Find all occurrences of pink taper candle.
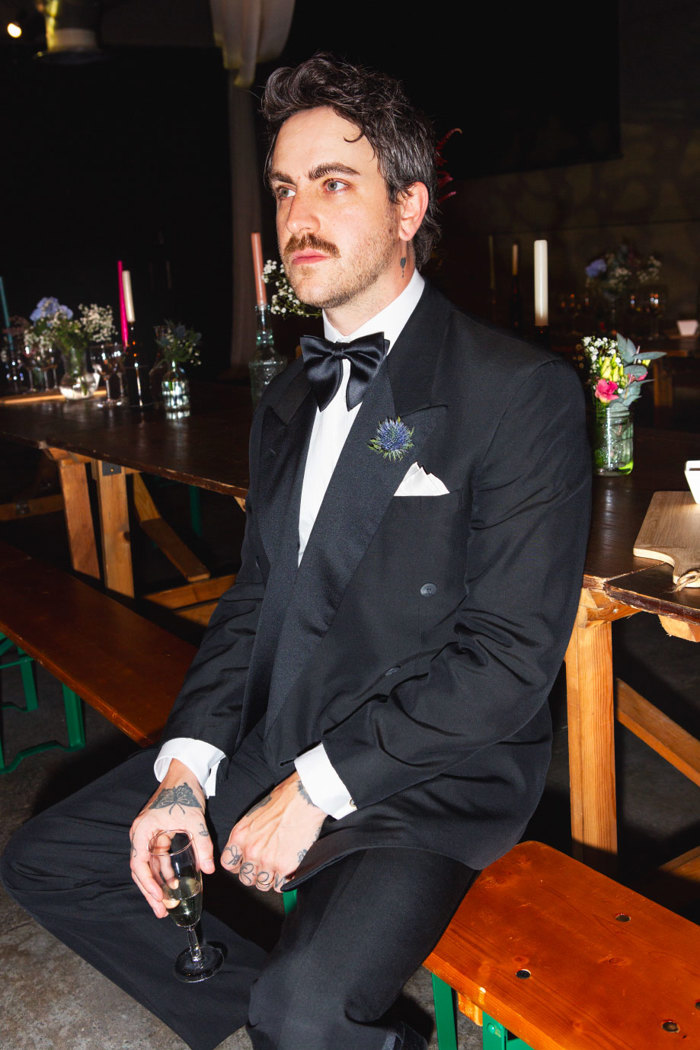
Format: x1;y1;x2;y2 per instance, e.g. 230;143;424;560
251;233;267;307
117;260;129;346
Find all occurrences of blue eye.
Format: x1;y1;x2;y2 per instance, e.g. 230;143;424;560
274;186;295;201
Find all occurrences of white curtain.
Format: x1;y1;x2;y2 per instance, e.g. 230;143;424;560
210;0;295;368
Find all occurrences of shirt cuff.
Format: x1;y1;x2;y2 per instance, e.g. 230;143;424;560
154;738;227;798
294;743;357;819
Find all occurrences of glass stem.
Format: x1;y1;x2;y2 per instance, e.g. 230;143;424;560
186;926;203;964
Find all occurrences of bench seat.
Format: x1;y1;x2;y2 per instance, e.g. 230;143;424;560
425;840;700;1049
0;540;195;747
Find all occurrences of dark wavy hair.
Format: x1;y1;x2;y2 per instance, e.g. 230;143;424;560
261;54;439;269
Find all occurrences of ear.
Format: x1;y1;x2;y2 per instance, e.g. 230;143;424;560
397;182;429;243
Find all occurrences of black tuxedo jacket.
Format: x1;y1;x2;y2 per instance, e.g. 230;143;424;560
164;282;591;881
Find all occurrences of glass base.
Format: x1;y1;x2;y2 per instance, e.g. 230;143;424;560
173;942;223;983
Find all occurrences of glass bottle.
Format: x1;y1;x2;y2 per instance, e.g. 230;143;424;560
123;323;153;410
249;305;285;407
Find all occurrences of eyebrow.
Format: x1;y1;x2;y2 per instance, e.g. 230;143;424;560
268;162;361;185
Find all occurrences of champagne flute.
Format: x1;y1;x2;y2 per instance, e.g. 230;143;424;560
148;828;223;983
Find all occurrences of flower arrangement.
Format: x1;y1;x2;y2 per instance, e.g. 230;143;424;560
79;303;116;344
585;245;661;301
25;298;116;366
262;260;321;319
155;320;202;366
579;333;665;408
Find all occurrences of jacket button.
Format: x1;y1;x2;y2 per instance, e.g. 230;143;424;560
420;583;437;596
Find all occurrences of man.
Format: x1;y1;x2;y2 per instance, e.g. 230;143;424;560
2;54;591;1050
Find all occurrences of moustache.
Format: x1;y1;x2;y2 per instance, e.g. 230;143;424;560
284;234;340;260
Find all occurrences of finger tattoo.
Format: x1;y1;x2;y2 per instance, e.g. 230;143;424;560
238;861;256;886
223;844;242;867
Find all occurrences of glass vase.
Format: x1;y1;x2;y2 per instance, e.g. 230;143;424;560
249;304;285;407
162;363;190;419
593;400;633;475
59;347;99;400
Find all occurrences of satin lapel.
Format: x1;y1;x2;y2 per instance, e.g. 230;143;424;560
256;366;315;568
265;357;445;730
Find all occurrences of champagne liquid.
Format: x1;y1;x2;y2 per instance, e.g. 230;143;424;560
164;874;202;928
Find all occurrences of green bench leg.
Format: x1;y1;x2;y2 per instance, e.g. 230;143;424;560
482;1013;533;1050
0;636;86;773
432;973;459;1050
430;980;535;1050
62;684;86;749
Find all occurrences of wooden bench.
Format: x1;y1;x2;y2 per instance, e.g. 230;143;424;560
0;539;196;768
425;841;700;1050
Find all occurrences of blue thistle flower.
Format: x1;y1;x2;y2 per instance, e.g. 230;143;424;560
368;417;415;461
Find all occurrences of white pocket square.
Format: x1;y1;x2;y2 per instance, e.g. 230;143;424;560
394;462;450;497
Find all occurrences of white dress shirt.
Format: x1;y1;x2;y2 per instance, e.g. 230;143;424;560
156;270;425;815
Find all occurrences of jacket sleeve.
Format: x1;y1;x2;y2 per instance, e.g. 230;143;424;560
322;358;592;808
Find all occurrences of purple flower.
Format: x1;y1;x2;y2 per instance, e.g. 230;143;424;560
368;417;415;461
30;297;73;322
585;259;607;279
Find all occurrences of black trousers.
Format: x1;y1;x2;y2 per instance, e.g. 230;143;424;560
1;749;475;1050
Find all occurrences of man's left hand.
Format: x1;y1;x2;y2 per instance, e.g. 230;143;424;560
221;773;325;892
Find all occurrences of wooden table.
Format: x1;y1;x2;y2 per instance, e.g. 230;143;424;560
1;393;698;878
566;428;700;878
0;384;252;601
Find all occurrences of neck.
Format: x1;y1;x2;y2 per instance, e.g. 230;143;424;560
325;250;416;337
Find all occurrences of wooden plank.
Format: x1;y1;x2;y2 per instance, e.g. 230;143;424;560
659;615;700;641
54;455;100;579
660;844;700;881
0;493;64;521
564;592;618;870
616;678;700;786
132;474;210;583
93;465;134;596
425;841;700;1050
138;518;210;583
144;575;236;610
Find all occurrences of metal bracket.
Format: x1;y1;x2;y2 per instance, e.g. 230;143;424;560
100;462;122;476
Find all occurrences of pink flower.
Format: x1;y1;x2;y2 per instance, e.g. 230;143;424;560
595;379;620;403
630;370;647;382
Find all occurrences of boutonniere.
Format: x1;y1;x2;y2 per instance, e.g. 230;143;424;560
368;417;415;461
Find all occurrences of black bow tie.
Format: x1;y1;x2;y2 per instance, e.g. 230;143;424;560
300;332;389;411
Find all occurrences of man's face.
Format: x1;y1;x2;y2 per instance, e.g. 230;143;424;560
269;107;404;328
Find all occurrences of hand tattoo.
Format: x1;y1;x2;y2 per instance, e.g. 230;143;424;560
149;783;202;815
297;849;307;864
198;822;209;837
296;781;314;805
223;844;242;868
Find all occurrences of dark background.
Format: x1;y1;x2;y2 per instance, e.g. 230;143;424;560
0;0;622;376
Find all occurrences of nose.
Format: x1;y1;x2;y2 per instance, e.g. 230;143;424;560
283;188;319;236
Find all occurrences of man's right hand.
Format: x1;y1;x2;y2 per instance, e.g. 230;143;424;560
129;759;215;918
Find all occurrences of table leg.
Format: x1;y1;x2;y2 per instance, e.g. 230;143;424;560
93;464;134;597
565;596;618;873
54;454;100;579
